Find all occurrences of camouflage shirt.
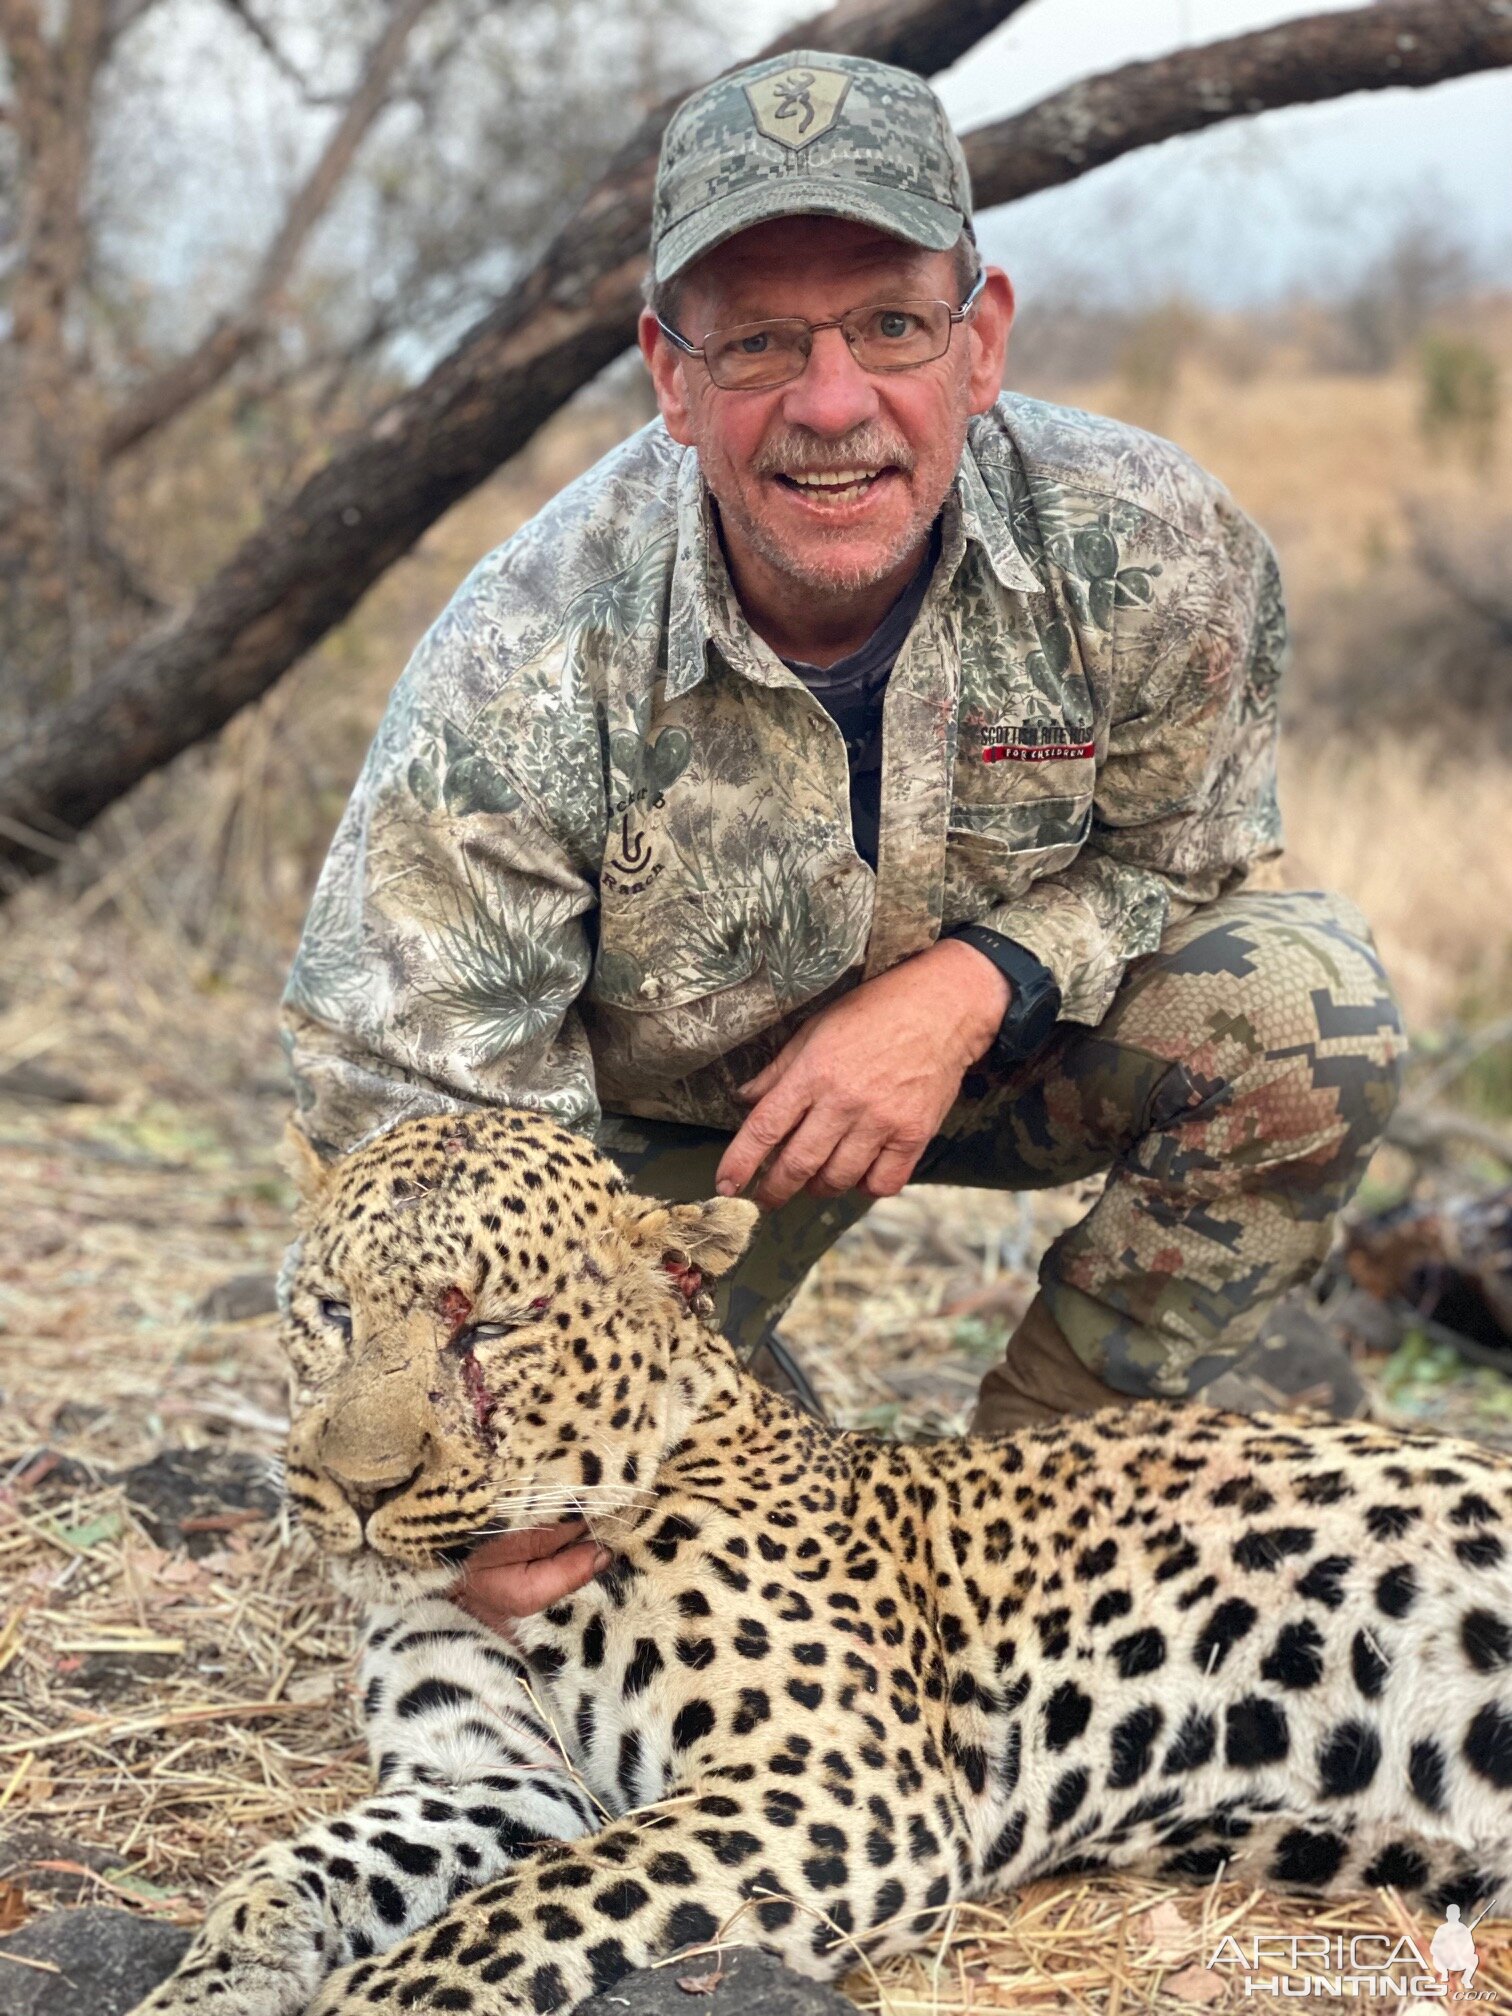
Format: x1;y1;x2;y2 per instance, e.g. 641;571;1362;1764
283;394;1284;1154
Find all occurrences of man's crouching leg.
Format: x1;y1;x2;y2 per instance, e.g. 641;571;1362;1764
965;889;1406;1434
595;1112;872;1418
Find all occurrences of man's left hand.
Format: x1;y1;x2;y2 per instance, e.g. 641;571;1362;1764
450;1520;612;1634
714;939;1009;1210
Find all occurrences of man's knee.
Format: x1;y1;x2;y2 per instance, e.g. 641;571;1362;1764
1115;887;1406;1189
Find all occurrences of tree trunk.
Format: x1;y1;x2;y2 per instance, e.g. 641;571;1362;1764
0;0;113;696
2;0;1509;887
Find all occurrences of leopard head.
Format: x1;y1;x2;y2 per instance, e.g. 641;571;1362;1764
278;1110;757;1602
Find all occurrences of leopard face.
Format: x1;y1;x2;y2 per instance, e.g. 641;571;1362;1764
278;1111;756;1604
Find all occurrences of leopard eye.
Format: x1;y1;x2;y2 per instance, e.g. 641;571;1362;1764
319;1298;352;1336
464;1298;551;1345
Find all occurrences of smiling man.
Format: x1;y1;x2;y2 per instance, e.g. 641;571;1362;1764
282;51;1406;1624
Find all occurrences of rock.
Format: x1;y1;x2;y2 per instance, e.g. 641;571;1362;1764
1200;1297;1367;1419
579;1947;855;2015
0;1914;854;2016
2;1829;118;1905
0;1906;191;2015
117;1446;281;1556
1329;1286;1413;1355
193;1273;280;1323
5;1449;103;1502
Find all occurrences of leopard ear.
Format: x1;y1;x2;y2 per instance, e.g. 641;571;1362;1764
618;1195;759;1278
279;1120;334;1212
668;1197;761;1277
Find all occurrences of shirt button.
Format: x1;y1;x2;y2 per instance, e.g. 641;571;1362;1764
639;976;662;1000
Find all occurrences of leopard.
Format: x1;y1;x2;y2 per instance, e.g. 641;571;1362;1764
133;1106;1512;2016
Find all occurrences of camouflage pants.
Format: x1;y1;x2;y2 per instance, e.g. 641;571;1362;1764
596;888;1407;1401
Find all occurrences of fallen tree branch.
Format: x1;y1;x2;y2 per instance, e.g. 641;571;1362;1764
965;0;1512;204
4;0;1510;887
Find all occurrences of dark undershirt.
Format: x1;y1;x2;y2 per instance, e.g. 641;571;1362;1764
779;521;942;872
773;520;1056;1035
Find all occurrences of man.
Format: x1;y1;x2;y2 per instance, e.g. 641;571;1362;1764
282;52;1405;1623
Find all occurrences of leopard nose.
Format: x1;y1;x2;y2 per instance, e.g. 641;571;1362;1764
325;1458;424;1518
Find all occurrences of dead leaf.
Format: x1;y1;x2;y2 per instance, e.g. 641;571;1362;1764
0;1878;31;1934
1135;1899;1194;1961
1164;1963;1226;2004
135;1554;216;1601
676;1970;725;1995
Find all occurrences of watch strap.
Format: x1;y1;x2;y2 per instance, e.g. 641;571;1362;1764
944;925;1062;1064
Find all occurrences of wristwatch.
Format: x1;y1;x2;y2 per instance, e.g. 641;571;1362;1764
944;924;1063;1067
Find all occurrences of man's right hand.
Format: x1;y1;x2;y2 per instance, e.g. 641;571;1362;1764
449;1520;611;1635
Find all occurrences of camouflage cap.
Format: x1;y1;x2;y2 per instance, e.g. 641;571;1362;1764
651;51;973;285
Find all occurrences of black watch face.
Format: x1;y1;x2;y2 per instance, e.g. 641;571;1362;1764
996;979;1059;1063
1020;989;1060;1049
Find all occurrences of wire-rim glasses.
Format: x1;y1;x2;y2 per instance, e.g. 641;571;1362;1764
657;268;987;392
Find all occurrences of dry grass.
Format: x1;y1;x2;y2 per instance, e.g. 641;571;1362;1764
1279;737;1512;1034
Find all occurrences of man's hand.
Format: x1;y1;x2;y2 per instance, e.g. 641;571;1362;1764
449;1520;611;1635
714;938;1010;1211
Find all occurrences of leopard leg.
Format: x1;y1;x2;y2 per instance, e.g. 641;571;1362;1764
308;1757;965;2016
130;1600;597;2015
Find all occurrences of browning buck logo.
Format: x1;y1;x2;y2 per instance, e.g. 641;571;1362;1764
744;66;851;149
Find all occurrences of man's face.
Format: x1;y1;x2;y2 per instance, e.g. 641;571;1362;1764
639;216;1014;602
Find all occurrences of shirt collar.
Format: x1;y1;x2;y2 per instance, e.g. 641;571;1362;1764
954;428;1042;596
665;432;1040;702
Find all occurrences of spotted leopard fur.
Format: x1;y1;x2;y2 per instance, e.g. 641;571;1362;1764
134;1109;1512;2016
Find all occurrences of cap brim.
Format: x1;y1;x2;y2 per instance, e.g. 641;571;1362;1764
654;177;964;284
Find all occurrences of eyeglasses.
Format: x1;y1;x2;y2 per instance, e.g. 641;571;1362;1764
657;269;986;392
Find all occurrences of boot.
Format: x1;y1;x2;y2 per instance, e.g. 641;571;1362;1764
970;1292;1130;1435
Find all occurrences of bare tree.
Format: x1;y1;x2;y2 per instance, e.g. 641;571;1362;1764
1;0;1510;892
100;0;445;463
0;0;723;708
0;0;116;690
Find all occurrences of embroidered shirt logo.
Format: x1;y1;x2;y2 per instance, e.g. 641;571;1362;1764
745;67;852;150
966;721;1096;765
982;740;1096;764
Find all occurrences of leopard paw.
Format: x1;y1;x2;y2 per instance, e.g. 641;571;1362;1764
128;1868;326;2015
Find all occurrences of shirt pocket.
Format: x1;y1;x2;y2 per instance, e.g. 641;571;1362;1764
588;887;783;1083
952;707;1096;833
943;804;1093;928
588;855;873;1084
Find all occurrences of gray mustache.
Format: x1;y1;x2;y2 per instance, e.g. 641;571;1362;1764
754;430;915;478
